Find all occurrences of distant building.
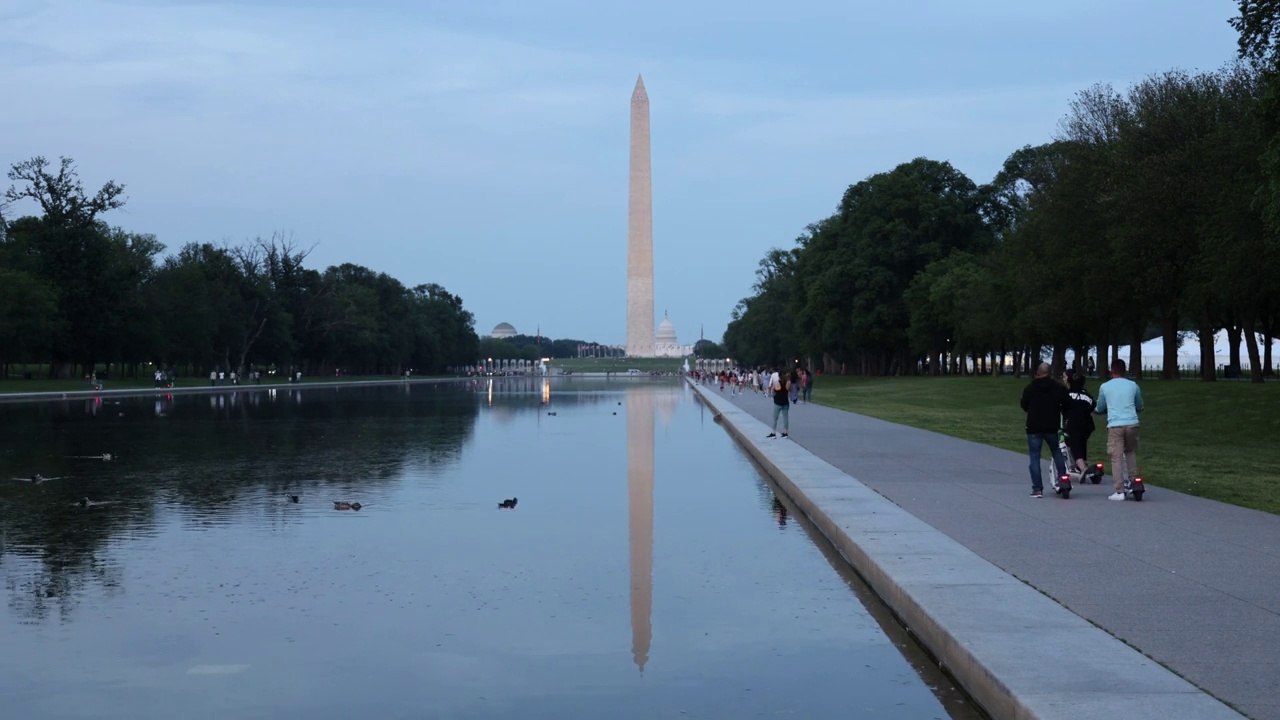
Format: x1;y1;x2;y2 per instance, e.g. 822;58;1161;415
654;312;693;358
491;322;518;339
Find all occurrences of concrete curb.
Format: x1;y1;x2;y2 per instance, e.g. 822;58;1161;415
689;381;1243;720
0;377;460;404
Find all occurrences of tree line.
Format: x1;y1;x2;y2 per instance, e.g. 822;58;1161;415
725;11;1280;384
477;334;590;362
0;157;479;380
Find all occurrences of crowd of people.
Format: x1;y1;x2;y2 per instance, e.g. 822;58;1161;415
1021;359;1144;501
691;365;816;439
692;358;1145;502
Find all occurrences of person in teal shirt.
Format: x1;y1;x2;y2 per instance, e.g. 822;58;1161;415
1094;358;1144;500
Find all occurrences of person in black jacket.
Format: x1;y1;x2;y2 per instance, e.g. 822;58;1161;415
1062;369;1096;474
1020;362;1069;497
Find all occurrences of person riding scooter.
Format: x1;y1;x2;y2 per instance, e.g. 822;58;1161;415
1062;369;1096;477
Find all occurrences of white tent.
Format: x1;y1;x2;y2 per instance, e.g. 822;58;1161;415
1065;331;1277;372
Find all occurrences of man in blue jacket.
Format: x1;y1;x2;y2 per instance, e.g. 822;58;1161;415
1094;358;1144;501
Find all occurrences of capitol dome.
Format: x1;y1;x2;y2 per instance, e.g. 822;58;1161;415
656;313;676;344
491;322;518;338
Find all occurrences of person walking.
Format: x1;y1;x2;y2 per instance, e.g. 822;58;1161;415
1020;362;1069;497
802;369;813;403
1094;358;1144;501
767;366;791;439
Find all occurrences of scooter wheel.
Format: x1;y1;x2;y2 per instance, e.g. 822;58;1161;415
1131;489;1143;502
1091;474;1101;485
1061;487;1071;499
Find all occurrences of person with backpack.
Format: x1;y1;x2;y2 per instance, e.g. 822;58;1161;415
767;365;791;439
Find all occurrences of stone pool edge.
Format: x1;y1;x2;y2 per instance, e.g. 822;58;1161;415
688;380;1242;720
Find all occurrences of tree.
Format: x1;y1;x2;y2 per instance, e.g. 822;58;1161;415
1231;1;1280;65
0;268;60;375
5;156;125;228
693;339;726;359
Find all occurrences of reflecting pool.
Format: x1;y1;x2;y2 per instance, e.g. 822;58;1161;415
0;379;981;719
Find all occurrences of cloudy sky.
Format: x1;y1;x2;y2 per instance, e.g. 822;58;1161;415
0;0;1241;344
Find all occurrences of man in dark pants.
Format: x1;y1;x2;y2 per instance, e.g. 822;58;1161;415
1020;362;1069;497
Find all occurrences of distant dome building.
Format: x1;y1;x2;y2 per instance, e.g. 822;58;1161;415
491;322;518;339
656;315;676;345
654;312;692;358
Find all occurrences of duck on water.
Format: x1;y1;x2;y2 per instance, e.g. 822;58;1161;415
12;474;63;484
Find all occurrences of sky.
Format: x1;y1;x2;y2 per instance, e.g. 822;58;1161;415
0;0;1244;345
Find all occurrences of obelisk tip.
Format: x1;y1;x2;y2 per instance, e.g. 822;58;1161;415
634;74;646;92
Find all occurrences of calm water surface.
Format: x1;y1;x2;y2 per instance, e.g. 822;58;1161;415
0;379;981;719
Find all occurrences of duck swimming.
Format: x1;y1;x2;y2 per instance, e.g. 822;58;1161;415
13;474;60;484
498;497;518;509
333;501;363;511
285;494;299;503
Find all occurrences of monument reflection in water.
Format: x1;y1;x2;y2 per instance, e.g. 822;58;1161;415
627;385;654;673
0;380;978;719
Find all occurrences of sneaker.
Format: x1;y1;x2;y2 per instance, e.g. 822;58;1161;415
1030;490;1043;498
1108;492;1125;501
781;432;789;438
766;432;777;439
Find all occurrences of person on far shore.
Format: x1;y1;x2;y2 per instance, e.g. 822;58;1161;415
1094;358;1144;501
209;370;216;387
1020;362;1069;498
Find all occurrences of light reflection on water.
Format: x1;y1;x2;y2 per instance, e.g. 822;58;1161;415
0;379;979;719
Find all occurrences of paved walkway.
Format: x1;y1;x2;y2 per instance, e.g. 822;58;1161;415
713;385;1280;720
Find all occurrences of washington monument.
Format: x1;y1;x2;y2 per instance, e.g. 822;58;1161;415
627;75;655;358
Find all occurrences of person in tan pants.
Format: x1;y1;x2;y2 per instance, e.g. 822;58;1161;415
1094;358;1144;500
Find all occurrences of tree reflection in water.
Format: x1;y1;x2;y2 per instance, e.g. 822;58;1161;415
0;383;480;623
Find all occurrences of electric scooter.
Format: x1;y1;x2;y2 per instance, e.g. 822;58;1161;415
1057;430;1104;486
1116;455;1145;501
1048;467;1071;499
1045;439;1071;499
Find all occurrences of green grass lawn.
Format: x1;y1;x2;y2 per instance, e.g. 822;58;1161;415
811;376;1280;515
549;357;685;373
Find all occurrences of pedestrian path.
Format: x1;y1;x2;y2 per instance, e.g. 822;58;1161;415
713;385;1280;720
